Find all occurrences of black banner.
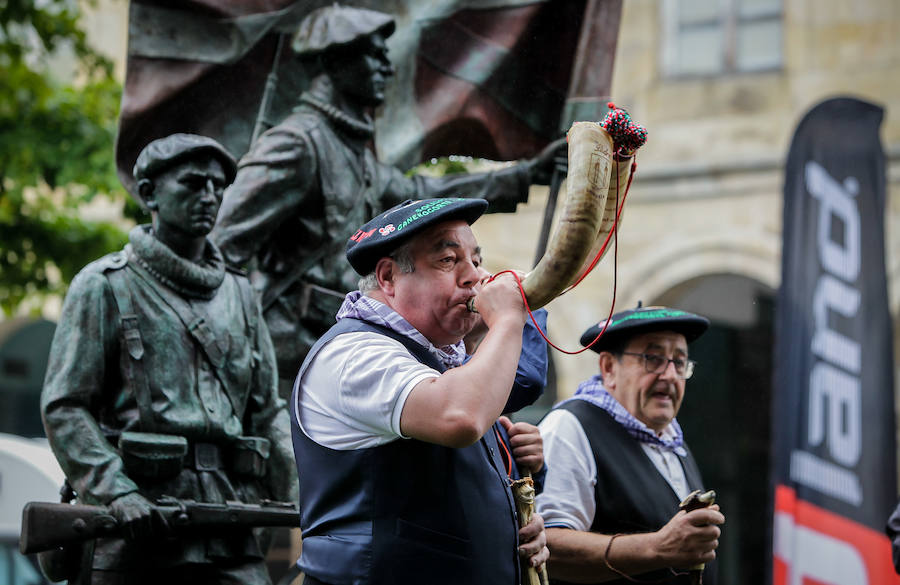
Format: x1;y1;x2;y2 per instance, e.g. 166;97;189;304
771;97;897;583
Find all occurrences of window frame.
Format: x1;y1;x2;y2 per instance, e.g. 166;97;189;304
660;0;783;79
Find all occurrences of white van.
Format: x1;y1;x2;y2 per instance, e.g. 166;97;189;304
0;433;65;584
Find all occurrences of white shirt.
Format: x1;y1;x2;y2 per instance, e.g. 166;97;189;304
294;331;440;450
536;408;690;531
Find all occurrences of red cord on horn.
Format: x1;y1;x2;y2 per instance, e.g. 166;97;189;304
559;155;636;295
485;155;636;355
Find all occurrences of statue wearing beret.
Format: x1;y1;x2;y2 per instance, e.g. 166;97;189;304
212;4;562;396
41;134;296;584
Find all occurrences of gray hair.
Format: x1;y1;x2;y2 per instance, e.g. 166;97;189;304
357;240;416;292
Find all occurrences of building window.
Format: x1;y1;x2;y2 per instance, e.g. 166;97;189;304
662;0;783;77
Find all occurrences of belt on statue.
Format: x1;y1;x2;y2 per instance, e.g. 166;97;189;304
188;442;225;471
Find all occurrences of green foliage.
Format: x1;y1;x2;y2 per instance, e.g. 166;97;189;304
408;155;476;177
0;0;136;316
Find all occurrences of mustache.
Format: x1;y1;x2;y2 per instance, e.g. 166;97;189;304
649;383;677;399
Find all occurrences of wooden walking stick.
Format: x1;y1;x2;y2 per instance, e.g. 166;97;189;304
511;472;550;585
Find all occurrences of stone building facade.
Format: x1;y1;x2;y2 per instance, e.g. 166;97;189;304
472;3;899;580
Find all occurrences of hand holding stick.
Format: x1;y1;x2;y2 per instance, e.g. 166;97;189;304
502;416;549;584
511;475;549;585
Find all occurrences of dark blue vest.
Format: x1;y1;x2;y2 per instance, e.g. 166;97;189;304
291;318;521;585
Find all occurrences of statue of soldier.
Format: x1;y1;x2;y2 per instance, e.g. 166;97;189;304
212;4;563;396
41;134;296;585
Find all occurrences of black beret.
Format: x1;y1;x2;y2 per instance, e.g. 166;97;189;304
580;304;709;354
133;134;237;206
346;198;488;275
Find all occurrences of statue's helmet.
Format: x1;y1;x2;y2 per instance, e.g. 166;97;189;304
291;4;396;57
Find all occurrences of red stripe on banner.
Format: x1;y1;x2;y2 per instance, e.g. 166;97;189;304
774;556;788;585
774;484;899;585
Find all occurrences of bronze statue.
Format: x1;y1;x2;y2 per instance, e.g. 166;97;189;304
40;134;296;585
211;4;563;396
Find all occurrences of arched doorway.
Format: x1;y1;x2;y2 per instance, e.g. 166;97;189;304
654;273;774;585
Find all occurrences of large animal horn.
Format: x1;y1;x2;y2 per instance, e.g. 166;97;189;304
521;121;633;309
571;148;635;278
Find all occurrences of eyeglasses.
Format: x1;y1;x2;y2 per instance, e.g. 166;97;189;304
620;352;696;380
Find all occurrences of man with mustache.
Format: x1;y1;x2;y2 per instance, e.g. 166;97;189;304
291;198;549;584
41;134;295;584
536;305;724;584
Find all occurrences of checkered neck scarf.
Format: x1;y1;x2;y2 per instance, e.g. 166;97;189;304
335;291;467;370
563;374;687;456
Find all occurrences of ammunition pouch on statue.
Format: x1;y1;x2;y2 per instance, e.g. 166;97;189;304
119;432;188;480
231;436;270;478
186;437;271;478
119;432;270;480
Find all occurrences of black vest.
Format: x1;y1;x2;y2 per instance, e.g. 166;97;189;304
553;400;717;585
291;318;520;585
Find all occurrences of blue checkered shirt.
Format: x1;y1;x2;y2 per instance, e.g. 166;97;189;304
559;375;687;456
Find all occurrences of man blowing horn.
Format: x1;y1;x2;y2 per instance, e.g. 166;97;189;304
290;198;550;585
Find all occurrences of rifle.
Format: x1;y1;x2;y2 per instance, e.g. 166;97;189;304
19;497;300;555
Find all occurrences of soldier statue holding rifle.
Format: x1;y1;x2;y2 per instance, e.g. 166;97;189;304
38;134;297;585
